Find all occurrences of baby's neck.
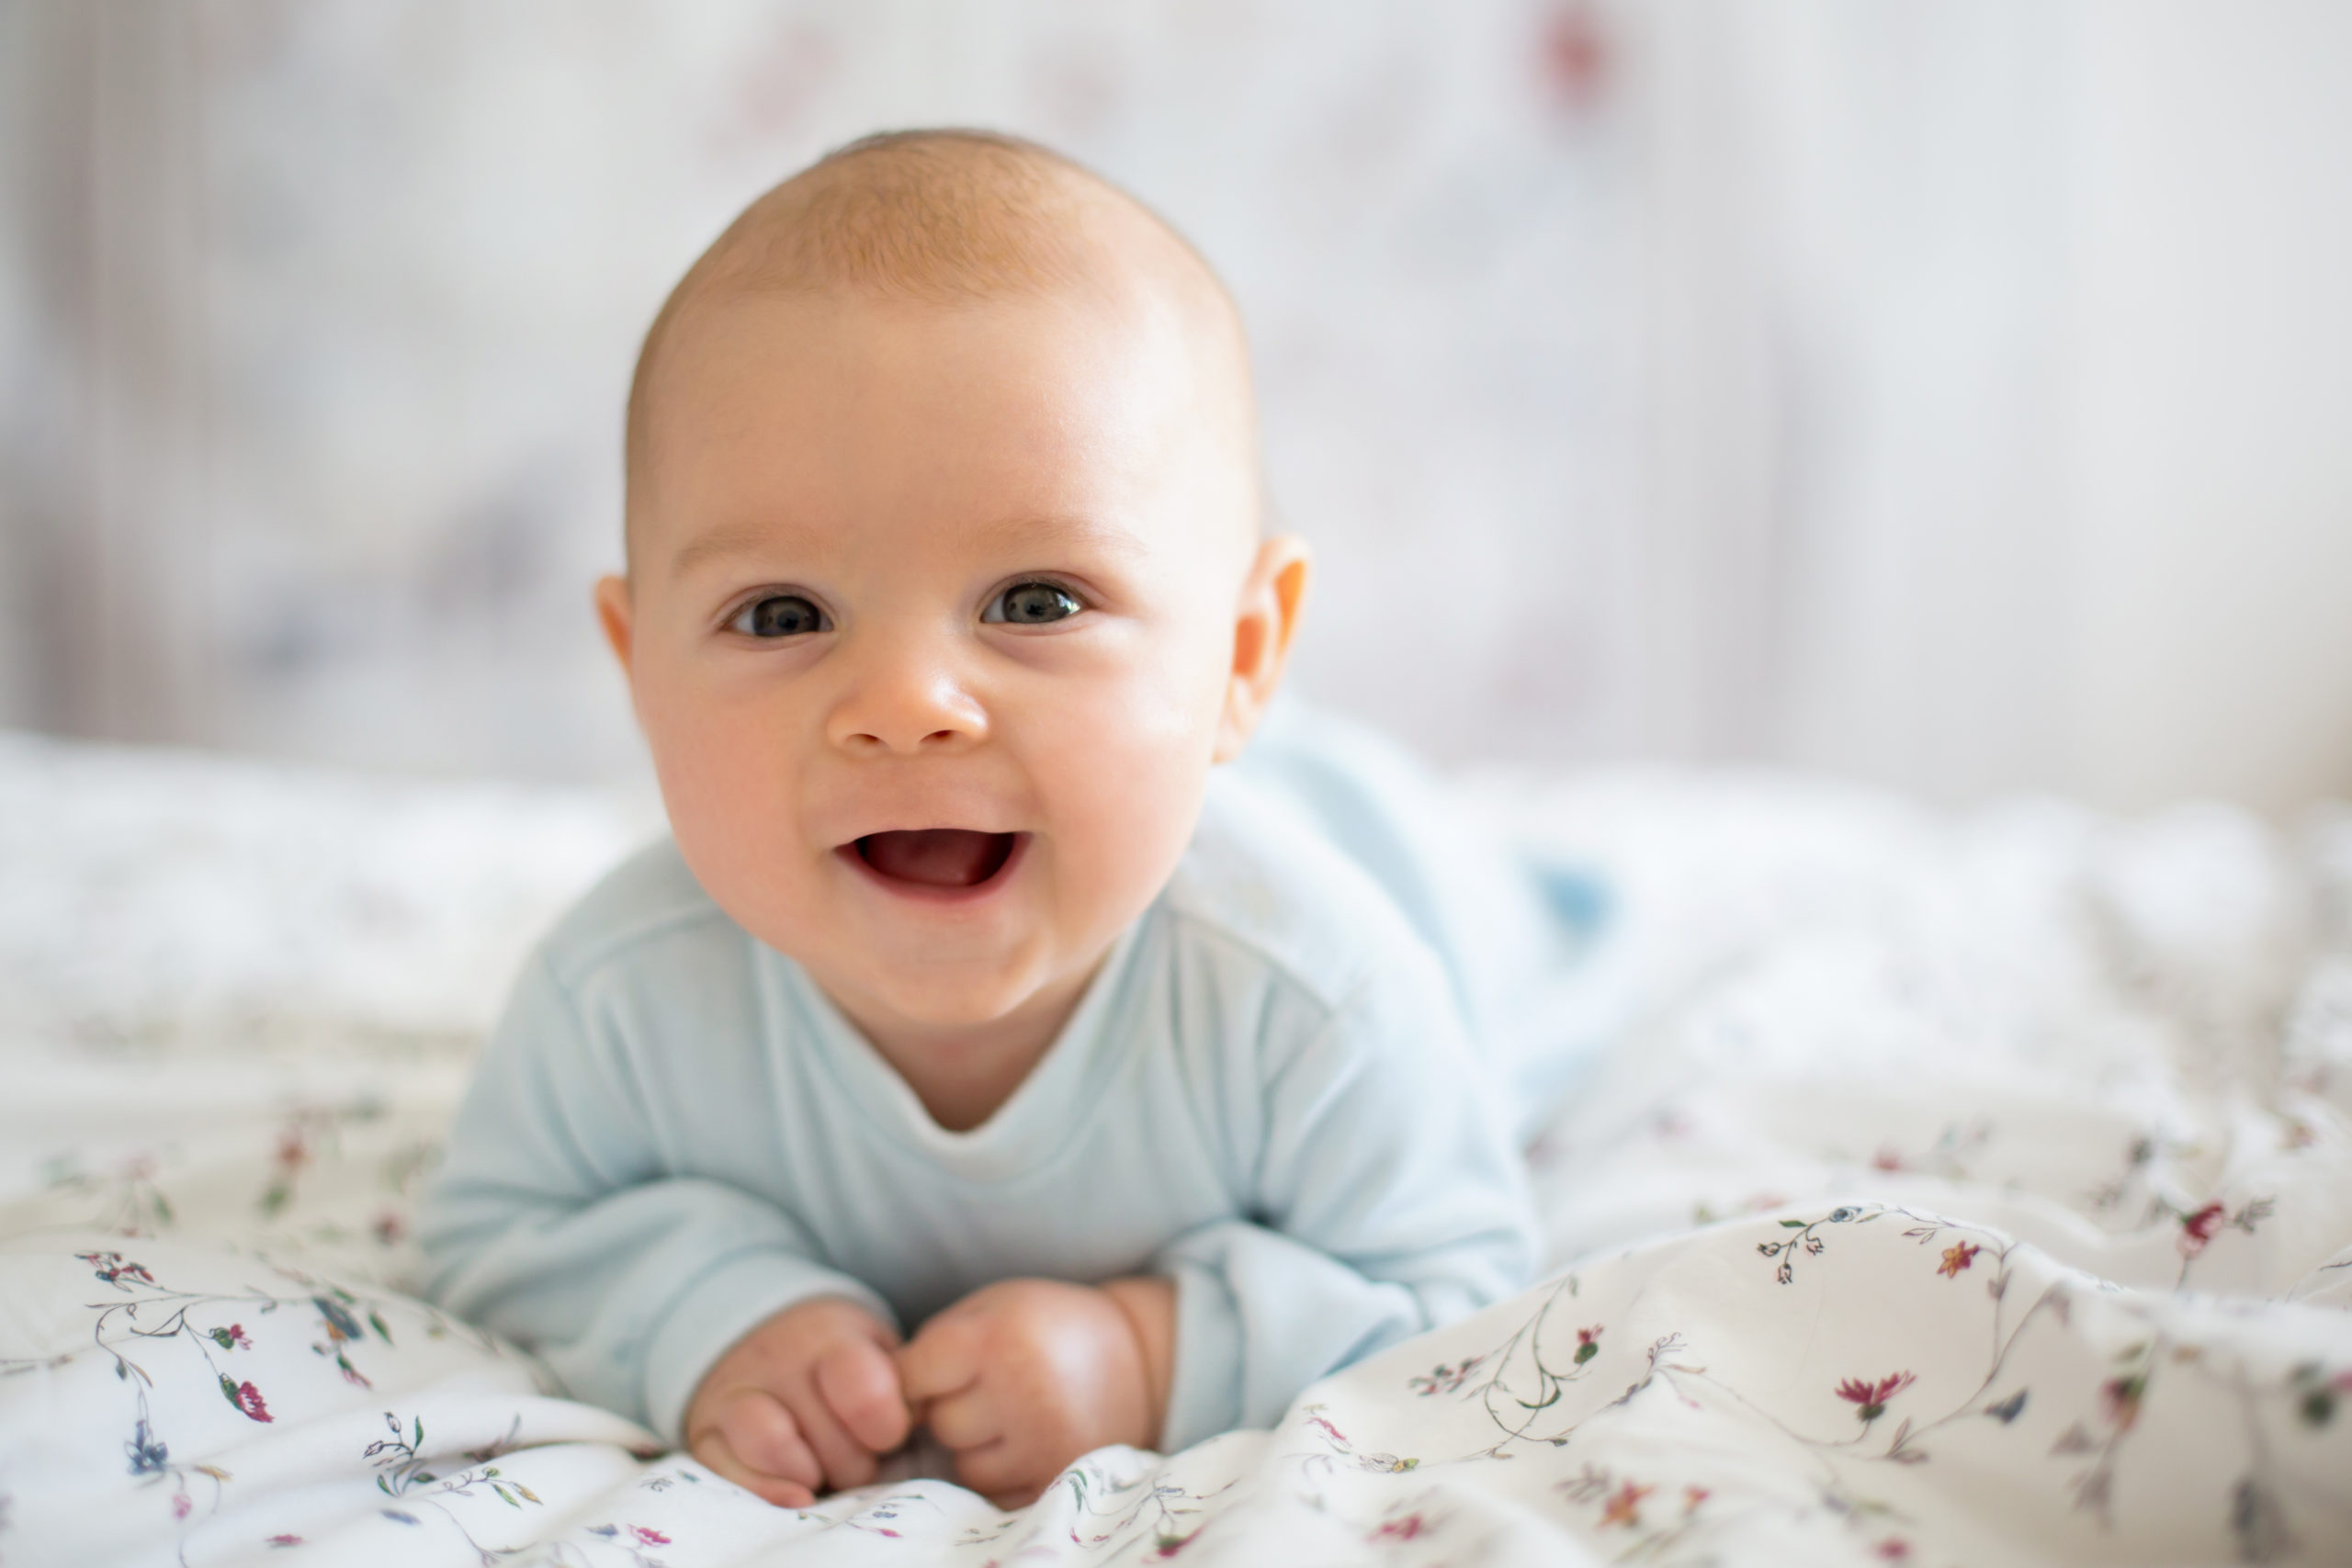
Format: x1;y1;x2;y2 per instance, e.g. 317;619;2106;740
829;962;1102;1133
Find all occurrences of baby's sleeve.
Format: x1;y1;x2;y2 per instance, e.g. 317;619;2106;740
414;952;893;1443
1151;947;1540;1451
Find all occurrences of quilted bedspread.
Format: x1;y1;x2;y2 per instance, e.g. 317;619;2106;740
4;731;2349;1566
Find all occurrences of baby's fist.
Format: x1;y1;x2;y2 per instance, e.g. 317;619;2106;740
684;1295;910;1508
898;1279;1160;1507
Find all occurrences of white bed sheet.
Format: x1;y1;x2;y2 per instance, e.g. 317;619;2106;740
4;732;2349;1566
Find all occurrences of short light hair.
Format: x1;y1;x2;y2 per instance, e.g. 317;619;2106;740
623;130;1248;562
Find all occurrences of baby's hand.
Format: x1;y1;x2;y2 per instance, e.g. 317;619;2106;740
898;1277;1172;1508
684;1295;910;1508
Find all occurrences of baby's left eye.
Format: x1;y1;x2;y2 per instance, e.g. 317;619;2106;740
983;581;1083;626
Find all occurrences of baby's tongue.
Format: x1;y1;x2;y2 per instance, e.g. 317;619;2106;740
856;829;1013;888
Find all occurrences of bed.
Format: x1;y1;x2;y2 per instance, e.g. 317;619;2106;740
5;729;2348;1565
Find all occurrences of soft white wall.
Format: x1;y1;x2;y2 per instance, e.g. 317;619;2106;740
1;1;2346;810
1724;2;2076;801
2065;0;2352;814
1623;0;2352;813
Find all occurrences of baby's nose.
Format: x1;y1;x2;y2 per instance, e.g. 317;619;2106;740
824;643;988;755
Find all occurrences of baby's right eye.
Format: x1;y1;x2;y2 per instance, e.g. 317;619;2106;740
730;593;830;638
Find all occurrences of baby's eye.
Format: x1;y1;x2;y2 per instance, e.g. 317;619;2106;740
730;593;829;638
983;581;1083;626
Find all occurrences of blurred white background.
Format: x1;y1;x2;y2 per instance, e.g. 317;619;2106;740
1;0;2346;813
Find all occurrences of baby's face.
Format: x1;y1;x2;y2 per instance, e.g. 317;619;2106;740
608;288;1272;1049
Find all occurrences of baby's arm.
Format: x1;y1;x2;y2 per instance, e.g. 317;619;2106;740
417;954;905;1472
1151;947;1538;1451
896;1276;1174;1507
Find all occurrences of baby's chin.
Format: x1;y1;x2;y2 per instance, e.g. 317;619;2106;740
813;938;1096;1040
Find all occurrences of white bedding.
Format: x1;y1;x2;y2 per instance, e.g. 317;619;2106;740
4;732;2349;1566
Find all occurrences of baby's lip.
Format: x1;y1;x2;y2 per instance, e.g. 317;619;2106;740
841;829;1024;893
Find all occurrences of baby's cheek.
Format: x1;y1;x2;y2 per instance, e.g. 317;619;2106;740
644;687;824;944
1037;728;1205;927
1060;626;1223;789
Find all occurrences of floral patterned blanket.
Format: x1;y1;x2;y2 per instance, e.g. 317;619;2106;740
5;734;2350;1566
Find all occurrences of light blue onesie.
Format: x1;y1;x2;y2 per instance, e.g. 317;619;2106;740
419;713;1569;1455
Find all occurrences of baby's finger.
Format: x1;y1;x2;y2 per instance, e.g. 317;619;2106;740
715;1390;823;1495
817;1337;911;1455
690;1427;817;1511
787;1377;885;1494
896;1313;985;1406
920;1383;1004;1452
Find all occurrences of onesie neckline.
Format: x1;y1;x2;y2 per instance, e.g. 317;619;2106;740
757;914;1154;1183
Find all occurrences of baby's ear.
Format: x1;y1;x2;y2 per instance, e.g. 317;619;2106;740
1214;536;1311;763
594;574;636;677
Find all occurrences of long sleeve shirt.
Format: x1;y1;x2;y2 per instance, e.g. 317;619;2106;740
416;770;1538;1453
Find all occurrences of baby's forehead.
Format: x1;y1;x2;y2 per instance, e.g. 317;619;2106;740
638;286;1256;588
628;134;1250;535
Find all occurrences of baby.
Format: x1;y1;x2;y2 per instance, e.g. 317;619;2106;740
419;130;1540;1510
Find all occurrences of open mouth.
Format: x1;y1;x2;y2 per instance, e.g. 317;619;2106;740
849;829;1022;890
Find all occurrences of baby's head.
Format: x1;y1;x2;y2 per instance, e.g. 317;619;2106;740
599;130;1308;1058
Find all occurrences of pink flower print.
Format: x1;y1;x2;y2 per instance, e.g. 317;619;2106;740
1938;1242;1980;1278
1876;1539;1912;1561
209;1323;253;1350
266;1536;303;1548
1836;1372;1917;1424
1573;1325;1603;1365
1871;1146;1907;1173
77;1251;155;1288
220;1375;274;1423
1683;1485;1710;1514
2102;1373;2145;1431
2178;1201;2225;1257
1372;1514;1427;1541
172;1494;192;1520
628;1526;671;1546
1600;1481;1653;1529
260;1123;313;1215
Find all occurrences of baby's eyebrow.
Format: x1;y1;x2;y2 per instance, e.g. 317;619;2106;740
967;513;1149;561
665;518;829;582
663;511;1148;583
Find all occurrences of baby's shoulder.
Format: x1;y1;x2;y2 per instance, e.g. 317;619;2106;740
1159;771;1444;1016
535;836;741;992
